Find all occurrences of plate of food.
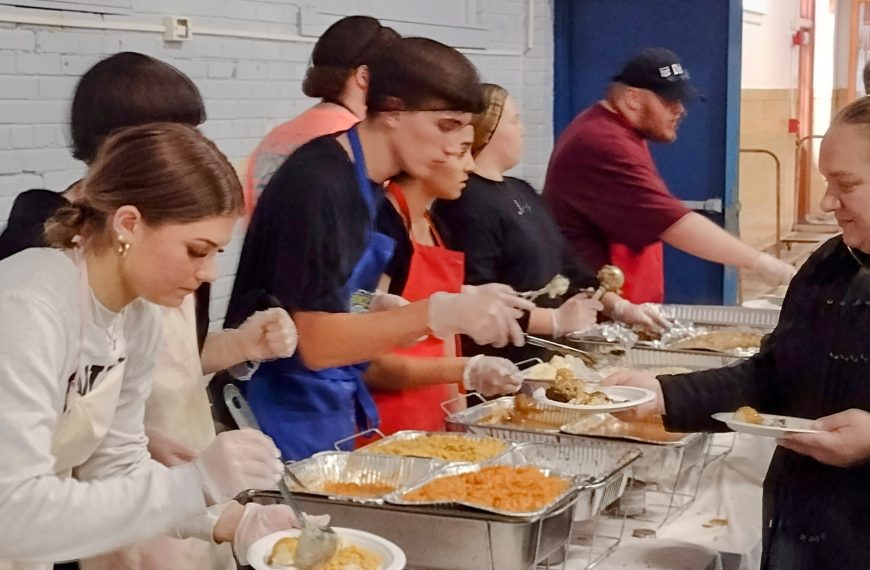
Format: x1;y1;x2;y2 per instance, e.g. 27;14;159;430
712;406;822;437
532;375;655;413
248;527;406;570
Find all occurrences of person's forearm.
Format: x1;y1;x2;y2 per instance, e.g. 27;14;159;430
600;292;622;320
661;212;761;268
294;301;431;370
363;353;468;390
200;330;246;375
526;308;553;335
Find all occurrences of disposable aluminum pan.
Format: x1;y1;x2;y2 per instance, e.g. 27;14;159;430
284;451;441;504
235;489;581;570
490;441;641;520
355;430;511;463
446;401;709;492
386;461;580;519
565;303;780;366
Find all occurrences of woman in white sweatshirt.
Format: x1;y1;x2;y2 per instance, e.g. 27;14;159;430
0;123;292;569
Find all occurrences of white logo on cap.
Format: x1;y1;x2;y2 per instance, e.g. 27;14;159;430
672;63;685;75
659;66;672;78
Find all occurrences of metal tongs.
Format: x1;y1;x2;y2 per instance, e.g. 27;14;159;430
224;385;339;569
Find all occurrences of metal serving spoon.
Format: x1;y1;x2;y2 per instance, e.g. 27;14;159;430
223;385;339;569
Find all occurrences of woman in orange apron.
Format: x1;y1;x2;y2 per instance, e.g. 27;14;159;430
372;126;526;434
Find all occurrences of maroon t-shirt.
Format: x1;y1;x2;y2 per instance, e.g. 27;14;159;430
542;103;690;273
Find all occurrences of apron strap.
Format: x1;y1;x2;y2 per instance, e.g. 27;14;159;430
347;126;378;222
387;182;447;248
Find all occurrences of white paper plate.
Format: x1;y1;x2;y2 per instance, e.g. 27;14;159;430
712;412;822;436
532;386;655;413
248;527;406;570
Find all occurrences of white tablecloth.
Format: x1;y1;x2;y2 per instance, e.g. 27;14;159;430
564;434;776;570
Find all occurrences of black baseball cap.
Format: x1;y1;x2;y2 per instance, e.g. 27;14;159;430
612;48;702;102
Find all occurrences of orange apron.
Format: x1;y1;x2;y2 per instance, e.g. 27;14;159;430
609;242;665;304
372;183;465;434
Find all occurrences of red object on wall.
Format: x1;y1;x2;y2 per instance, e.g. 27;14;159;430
788;118;800;134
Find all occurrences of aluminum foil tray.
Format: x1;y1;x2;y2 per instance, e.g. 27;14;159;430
355;430;511;463
385;460;580;519
447;405;709;492
284;451;441;504
491;441;641;520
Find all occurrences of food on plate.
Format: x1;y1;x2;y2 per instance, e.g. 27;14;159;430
321;481;396;498
544;375;612;406
403;465;570;513
267;536;382;569
523;354;596;381
669;330;764;352
366;434;506;462
734;406;764;425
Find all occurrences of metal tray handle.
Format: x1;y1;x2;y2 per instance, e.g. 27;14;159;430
333;427;385;450
439;392;487;415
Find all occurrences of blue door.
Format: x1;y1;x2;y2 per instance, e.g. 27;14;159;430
553;0;742;305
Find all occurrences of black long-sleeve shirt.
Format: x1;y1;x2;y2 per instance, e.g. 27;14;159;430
659;236;870;569
433;173;599;362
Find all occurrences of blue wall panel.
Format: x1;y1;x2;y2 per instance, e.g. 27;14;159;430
553;0;743;304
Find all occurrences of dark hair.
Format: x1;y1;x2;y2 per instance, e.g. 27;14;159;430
46;123;244;249
70;52;206;164
367;37;484;115
302;16;400;101
864;60;870;96
834;95;870;127
471;83;509;156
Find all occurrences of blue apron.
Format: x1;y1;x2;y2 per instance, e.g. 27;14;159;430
245;126;396;460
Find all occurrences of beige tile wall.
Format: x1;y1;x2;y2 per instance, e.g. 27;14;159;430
738;89;797;248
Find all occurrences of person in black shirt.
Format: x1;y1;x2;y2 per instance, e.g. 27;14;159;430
604;96;870;569
434;84;669;361
225;38;534;460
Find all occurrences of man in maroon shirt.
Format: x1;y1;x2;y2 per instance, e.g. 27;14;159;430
544;48;795;303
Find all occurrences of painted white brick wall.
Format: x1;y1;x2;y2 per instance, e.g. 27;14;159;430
0;0;554;325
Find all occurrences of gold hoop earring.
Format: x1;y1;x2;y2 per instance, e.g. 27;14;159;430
116;234;130;257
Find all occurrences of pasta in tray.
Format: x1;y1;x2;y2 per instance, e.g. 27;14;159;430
366;434;506;462
403;465;570;513
320;481;396;497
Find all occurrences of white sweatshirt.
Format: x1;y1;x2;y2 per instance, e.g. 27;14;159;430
0;249;207;564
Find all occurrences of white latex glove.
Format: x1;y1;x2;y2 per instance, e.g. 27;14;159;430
750;252;796;286
193;429;284;504
550;293;603;337
369;291;410;312
146;426;196;467
428;291;529;348
462;355;524;396
232;503;331;565
236;308;298;362
611;299;672;332
461;283;535;312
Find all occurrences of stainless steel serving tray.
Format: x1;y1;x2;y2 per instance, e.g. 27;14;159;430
284;451;441;504
353;429;512;463
236;489;581;570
